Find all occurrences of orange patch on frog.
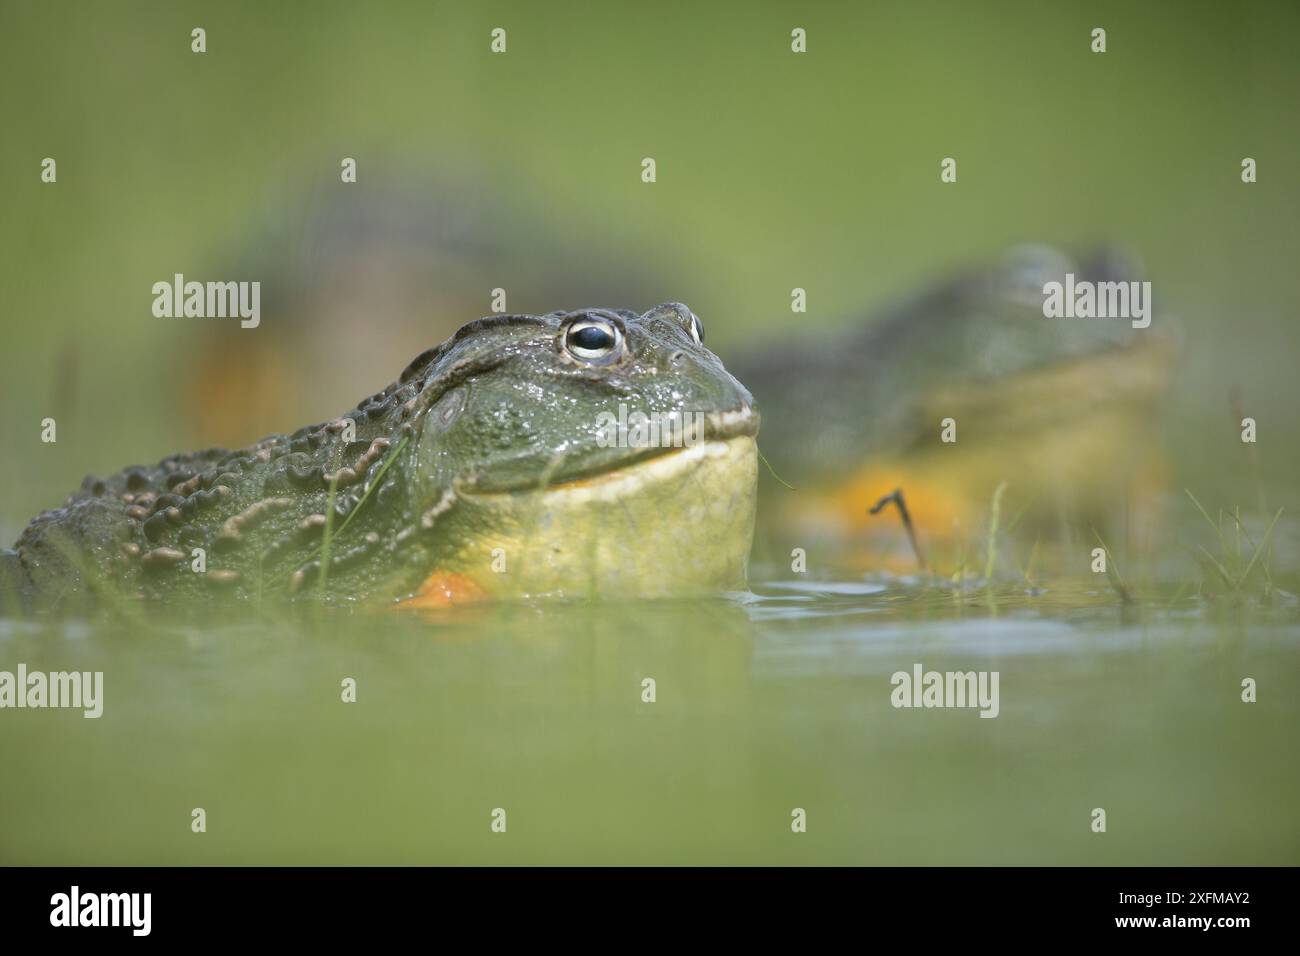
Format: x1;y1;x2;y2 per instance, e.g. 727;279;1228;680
788;460;968;539
831;465;967;535
393;570;488;610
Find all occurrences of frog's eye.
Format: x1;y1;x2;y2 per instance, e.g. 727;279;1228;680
564;318;623;362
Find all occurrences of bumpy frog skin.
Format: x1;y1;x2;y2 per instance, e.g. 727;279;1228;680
0;303;759;610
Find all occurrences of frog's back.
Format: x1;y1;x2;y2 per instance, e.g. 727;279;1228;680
2;379;422;612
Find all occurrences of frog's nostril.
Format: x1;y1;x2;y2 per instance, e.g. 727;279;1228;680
669;350;686;365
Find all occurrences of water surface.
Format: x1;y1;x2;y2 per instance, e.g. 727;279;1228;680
2;570;1295;865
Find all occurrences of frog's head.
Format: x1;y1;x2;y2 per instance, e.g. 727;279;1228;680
400;303;759;599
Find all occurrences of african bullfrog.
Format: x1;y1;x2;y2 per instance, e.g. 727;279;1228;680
0;303;759;610
733;245;1179;567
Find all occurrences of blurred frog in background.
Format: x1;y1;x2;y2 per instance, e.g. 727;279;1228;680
733;244;1179;572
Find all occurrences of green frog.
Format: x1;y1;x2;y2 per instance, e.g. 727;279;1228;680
1;248;1176;611
0;303;759;610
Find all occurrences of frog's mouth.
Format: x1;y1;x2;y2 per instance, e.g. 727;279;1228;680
542;432;756;498
457;404;760;495
550;405;758;490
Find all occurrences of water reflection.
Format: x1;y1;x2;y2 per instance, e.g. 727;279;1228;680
0;575;1297;864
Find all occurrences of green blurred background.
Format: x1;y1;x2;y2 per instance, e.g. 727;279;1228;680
2;0;1298;532
1;0;1298;865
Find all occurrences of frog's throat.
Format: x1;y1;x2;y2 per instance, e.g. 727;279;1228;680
448;435;758;599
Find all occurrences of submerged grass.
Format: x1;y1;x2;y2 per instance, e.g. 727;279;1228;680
1090;528;1133;604
983;481;1007;584
1184;489;1282;601
859;470;1295;623
305;435;410;594
12;526;158;633
318;472;340;592
983;481;1007;612
757;444;797;491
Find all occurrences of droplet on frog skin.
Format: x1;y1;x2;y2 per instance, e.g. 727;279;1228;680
427;388;467;433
